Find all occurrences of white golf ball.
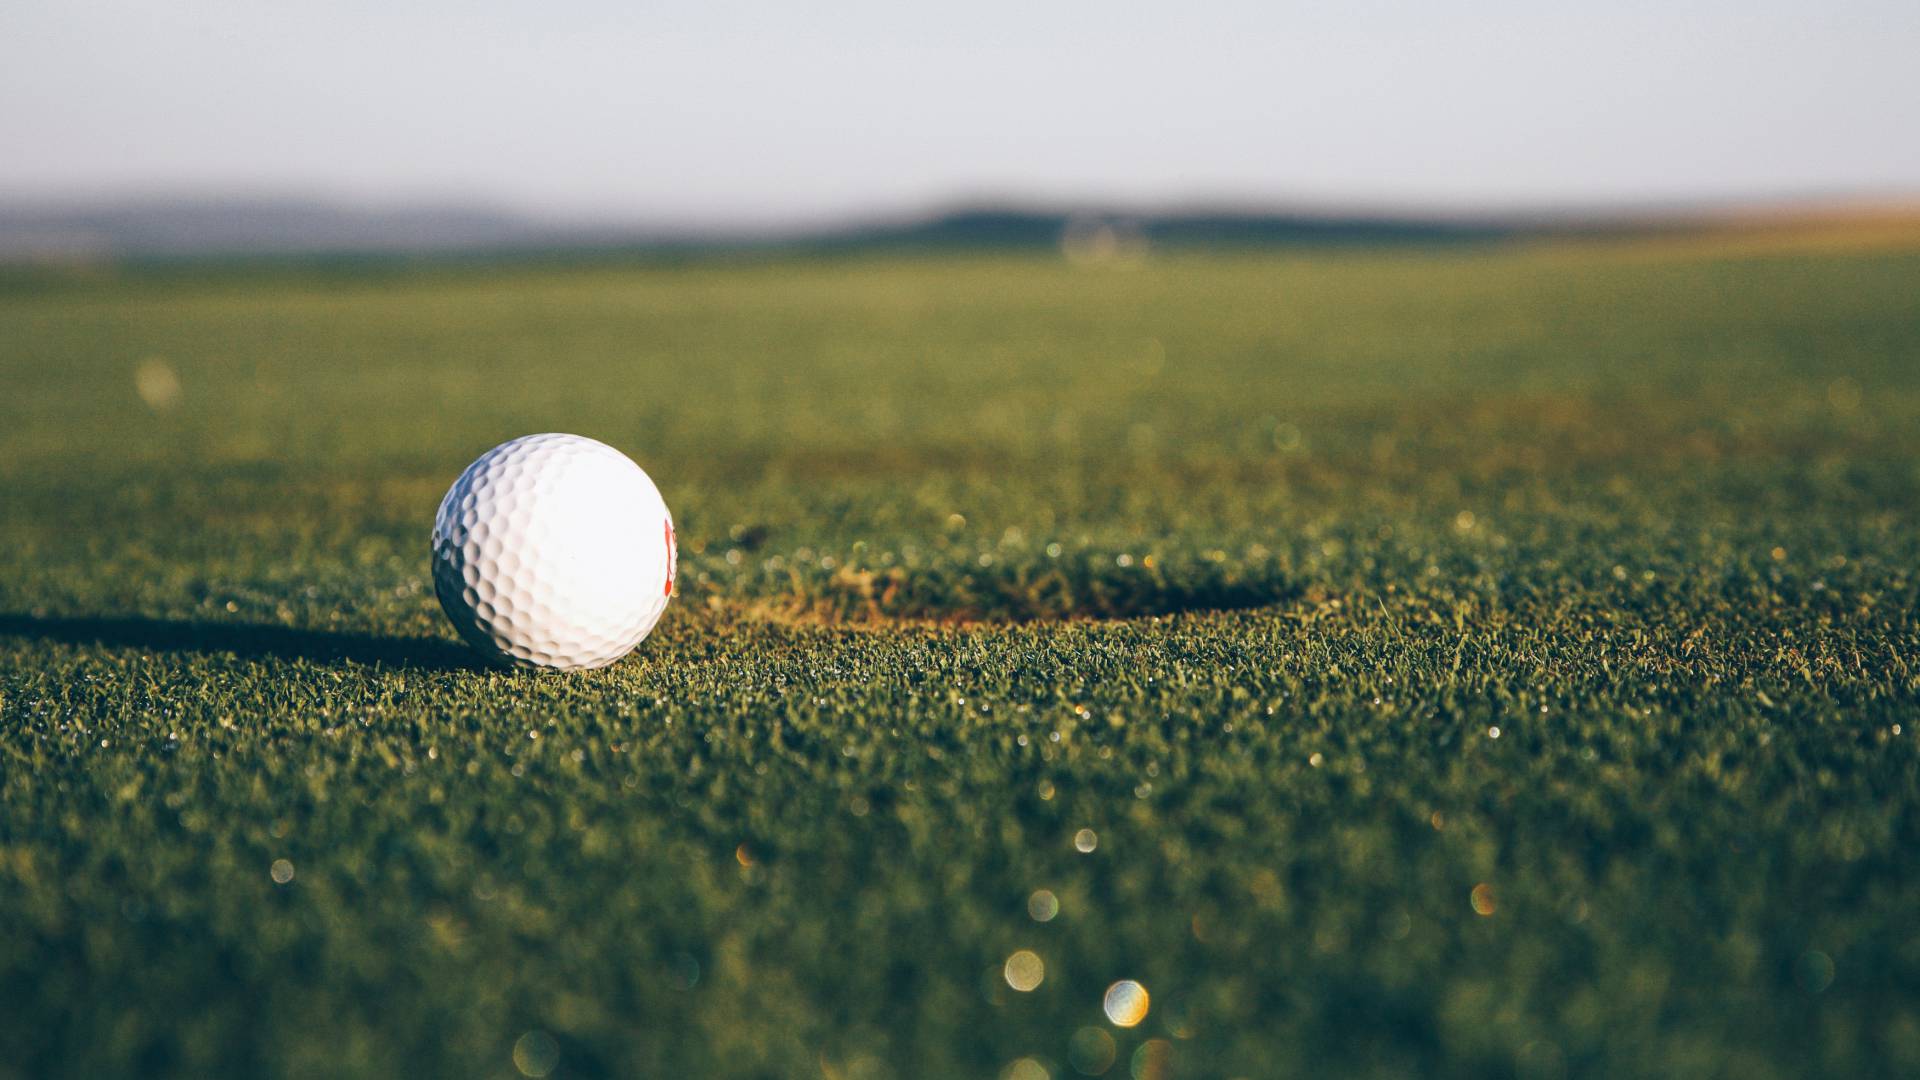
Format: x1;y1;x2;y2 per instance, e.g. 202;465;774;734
431;433;676;670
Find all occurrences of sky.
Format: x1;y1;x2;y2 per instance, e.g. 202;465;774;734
3;1;1917;227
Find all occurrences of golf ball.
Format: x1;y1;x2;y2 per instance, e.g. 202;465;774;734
431;433;675;670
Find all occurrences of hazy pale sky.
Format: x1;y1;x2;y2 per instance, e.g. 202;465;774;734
3;1;1917;225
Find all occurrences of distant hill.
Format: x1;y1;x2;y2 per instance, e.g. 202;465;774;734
821;207;1515;252
2;194;1912;262
0;196;1524;262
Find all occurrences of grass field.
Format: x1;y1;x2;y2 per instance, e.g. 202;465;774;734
2;240;1918;1079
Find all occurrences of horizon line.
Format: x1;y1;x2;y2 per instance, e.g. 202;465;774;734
5;185;1920;236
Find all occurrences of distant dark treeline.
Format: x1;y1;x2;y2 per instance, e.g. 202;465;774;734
820;209;1515;252
0;198;1534;262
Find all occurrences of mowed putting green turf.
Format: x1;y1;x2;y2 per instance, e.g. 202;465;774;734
1;241;1917;1078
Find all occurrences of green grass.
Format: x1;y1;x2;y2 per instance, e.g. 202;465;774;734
1;242;1917;1079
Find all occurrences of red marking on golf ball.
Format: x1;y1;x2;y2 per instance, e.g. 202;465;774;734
664;520;677;596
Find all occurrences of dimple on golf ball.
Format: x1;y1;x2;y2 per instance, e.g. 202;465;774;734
431;433;675;670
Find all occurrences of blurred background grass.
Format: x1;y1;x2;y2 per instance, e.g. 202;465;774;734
6;242;1917;625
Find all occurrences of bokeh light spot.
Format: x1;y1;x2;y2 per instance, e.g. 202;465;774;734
1068;1026;1116;1075
512;1030;559;1078
1005;949;1046;992
1130;1038;1172;1080
1800;950;1836;993
134;357;182;411
1103;980;1149;1026
1002;1056;1051;1080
